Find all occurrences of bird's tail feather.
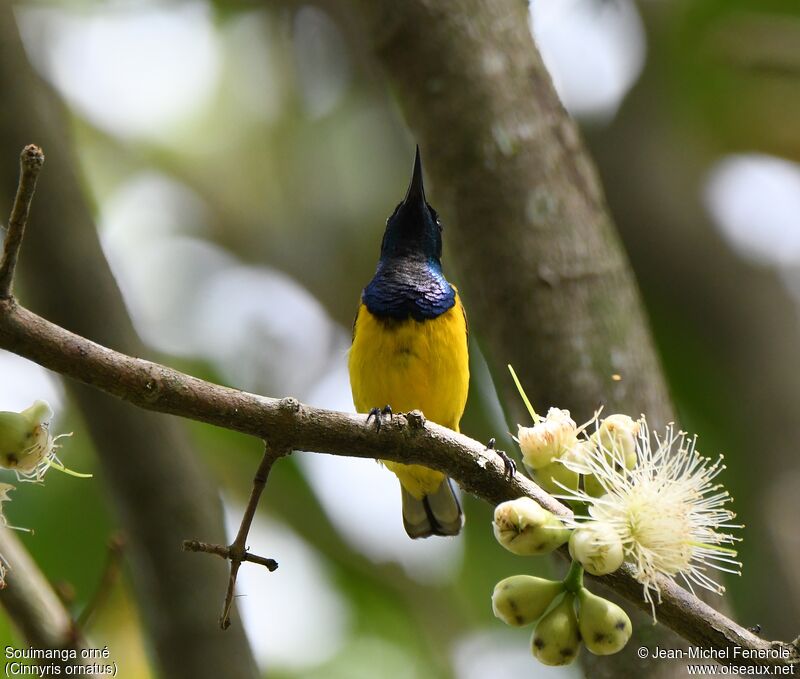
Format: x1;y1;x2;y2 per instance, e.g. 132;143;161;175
401;477;463;539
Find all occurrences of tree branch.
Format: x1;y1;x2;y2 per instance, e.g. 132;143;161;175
0;528;98;676
183;443;285;630
0;144;43;298
0;297;796;669
75;534;125;631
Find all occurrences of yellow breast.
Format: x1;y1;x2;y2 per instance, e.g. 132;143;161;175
348;296;469;432
349;295;470;498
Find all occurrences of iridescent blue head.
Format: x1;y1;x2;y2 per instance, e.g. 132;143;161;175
379;146;444;263
363;147;456;321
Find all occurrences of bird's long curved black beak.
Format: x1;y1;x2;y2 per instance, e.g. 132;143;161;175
403;146;426;206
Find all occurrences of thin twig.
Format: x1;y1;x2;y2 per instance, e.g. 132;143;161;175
0;145;44;298
183;444;284;629
222;443;283;629
76;533;125;631
183;540;279;570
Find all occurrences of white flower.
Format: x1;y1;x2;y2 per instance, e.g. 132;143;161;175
516;408;579;469
557;418;742;617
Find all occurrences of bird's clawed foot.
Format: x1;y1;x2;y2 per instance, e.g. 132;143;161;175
486;437;516;479
366;405;393;432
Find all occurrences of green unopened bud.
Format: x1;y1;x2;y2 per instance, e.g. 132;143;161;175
0;411;32;455
569;522;624;576
492;575;564;627
533;459;579;495
577;588;632;655
583;470;606;498
535;439;601;495
592;414;639;470
21;400;54;428
493;497;571;556
517;408;577;469
531;592;581;666
0;402;53;474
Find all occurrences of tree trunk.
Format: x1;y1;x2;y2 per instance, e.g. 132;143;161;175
351;1;688;675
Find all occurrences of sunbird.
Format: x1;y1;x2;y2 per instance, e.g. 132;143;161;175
348;147;469;538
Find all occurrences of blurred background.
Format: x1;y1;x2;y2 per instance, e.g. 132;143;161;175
1;0;800;677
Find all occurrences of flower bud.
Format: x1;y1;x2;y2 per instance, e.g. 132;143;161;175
577;587;632;655
569;523;624;576
0;404;53;474
549;439;612;498
517;408;577;469
492;575;564;627
493;498;571;556
0;411;32;456
533;459;579;496
592;414;639;470
583;472;606;498
21;400;54;428
531;592;581;666
538;438;603;495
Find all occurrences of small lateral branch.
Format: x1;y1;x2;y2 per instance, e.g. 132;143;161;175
0;145;45;298
182;444;285;629
182;540;278;572
183;536;279;631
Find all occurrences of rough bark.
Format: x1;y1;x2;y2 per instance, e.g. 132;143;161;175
351;0;673;428
347;1;678;675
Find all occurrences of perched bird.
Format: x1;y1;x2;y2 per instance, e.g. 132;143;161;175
348;147;469;538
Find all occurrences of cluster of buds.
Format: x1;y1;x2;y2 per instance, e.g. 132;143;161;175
516;409;640;497
491;370;742;667
526;585;632;665
491;501;633;666
510;408;741;615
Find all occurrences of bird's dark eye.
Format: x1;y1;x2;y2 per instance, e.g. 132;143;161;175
429;206;442;231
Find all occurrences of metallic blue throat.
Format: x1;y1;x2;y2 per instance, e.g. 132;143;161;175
362;258;456;321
